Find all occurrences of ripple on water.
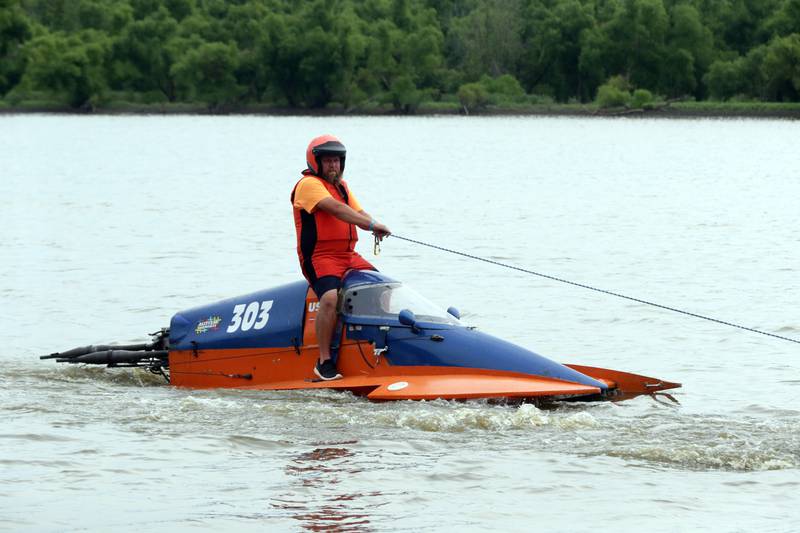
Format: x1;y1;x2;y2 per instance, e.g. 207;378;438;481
4;363;798;474
7;364;167;388
0;432;74;443
106;387;800;472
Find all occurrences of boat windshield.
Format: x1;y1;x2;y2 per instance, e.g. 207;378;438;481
341;282;461;325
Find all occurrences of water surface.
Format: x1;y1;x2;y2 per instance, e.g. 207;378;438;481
1;115;799;531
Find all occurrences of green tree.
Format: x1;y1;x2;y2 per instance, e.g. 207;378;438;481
698;0;780;54
762;0;800;38
0;0;32;95
579;0;669;100
595;74;631;108
170;40;241;109
21;0;132;33
578;25;612;102
463;73;527;106
447;0;524;79
263;1;371;108
271;24;344;107
75;0;134;33
130;0;161;20
457;81;489;112
7;0;800;108
519;0;594;101
354;4;444;110
740;44;771;98
704;43;771;100
704;59;746;100
609;0;669;89
21;0;76;31
164;0;194;21
111;8;178;100
358;19;402;97
389;74;421;112
403;21;444;90
664;3;714;98
23;29;112;108
762;33;800;100
630;87;654;108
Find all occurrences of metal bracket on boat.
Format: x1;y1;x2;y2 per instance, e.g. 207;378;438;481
652;392;680;405
191;341;199;358
150;365;170;383
225;373;252;380
375;326;390;357
200;371;253;380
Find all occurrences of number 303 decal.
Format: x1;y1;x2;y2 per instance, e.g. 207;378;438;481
227;300;273;333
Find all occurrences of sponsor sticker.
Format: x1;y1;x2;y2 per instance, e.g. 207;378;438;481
195;315;223;334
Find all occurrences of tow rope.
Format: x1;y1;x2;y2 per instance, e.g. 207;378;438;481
389;234;799;346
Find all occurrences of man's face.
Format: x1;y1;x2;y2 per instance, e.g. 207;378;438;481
320;155;341;183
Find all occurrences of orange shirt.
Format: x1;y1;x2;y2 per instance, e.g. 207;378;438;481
292;177;363;213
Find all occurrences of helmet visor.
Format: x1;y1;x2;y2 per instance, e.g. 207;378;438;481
312;140;346;157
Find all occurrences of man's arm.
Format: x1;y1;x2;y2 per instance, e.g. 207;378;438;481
316;197;391;237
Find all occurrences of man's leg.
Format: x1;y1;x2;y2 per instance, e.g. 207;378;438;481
315;288;338;363
310;275;344;381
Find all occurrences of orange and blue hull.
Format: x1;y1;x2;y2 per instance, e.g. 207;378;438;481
167;272;679;402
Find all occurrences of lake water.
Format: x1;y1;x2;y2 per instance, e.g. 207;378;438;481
1;114;799;532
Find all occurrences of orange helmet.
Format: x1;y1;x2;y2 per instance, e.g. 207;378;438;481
304;134;346;176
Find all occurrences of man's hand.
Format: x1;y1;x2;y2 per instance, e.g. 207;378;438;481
371;222;391;240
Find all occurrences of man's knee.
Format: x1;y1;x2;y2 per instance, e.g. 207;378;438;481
318;289;338;313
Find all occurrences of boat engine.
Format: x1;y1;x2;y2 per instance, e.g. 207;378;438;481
40;328;170;381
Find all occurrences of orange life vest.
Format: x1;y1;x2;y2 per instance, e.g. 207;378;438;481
291;175;358;262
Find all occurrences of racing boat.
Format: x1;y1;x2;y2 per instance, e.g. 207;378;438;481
41;271;680;402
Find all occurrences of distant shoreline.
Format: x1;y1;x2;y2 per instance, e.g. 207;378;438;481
2;101;800;119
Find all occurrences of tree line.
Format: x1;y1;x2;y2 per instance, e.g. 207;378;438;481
1;0;799;111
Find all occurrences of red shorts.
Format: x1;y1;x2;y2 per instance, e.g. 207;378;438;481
301;251;375;285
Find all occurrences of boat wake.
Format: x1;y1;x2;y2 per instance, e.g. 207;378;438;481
121;388;800;473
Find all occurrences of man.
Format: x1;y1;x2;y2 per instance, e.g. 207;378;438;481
290;134;391;380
